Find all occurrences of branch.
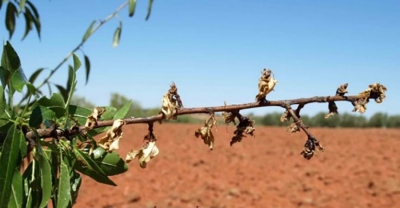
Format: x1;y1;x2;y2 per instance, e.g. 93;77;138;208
25;93;374;140
36;1;129;90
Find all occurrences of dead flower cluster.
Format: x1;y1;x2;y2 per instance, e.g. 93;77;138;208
126;129;159;168
195;114;217;150
84;107;106;131
255;68;277;102
160;82;183;120
230;116;256;146
353;83;387;114
97;119;125;152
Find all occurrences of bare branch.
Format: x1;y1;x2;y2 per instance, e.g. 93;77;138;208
25;93;376;140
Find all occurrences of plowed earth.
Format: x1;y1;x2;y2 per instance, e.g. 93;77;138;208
75;124;400;208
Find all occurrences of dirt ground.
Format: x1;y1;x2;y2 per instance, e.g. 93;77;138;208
74;123;400;208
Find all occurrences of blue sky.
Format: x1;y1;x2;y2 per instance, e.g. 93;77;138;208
1;0;399;117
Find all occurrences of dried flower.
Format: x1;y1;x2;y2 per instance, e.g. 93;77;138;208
230;116;255;146
325;101;338;119
126;141;159;168
85;107;106;131
195;115;216;150
221;101;236;125
160;82;183;120
287;122;300;133
97;119;125;152
255;68;277;101
280;110;291;122
336;83;348;96
300;136;324;160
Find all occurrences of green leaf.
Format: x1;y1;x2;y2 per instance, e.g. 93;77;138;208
29;105;56;127
28;68;44;84
57;158;72;208
19;0;27;11
55;84;68;103
68;105;92;125
0;66;8;87
8;169;23;208
93;147;128;176
113;100;132;119
0;85;6;114
30;93;66;118
0;125;20;207
5;2;17;39
36;149;52;208
11;69;27;92
82;20;96;42
145;0;154;21
84;55;90;85
128;0;136;17
73;148;116;186
1;41;21;73
25;1;41;39
22;6;34;40
70;171;81;203
72;53;81;71
19;129;27;159
112;21;122;48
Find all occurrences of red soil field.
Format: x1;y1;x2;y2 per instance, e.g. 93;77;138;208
74;123;400;208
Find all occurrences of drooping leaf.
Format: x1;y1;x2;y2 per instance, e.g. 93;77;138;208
145;0;154;21
93;147;128;176
84;55;90;85
7;169;23;208
55;84;68;103
5;2;17;39
22;7;34;40
0;66;8;87
112;21;122;48
73;148;116;186
113;100;132;119
57;157;72;208
82;20;96;42
25;1;41;39
29;105;56;127
0;125;20;207
28;68;44;84
128;0;136;17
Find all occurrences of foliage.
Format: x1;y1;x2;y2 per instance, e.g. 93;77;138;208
0;0;154;207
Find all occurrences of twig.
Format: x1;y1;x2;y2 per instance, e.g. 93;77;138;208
35;1;129;90
25;93;375;140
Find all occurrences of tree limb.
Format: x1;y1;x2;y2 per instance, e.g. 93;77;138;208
25;93;374;140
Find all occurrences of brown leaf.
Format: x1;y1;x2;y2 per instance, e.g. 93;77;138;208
336;83;348;96
195;115;216;150
230;116;255;146
325;101;338;119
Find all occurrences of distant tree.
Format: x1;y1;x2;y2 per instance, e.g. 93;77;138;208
386;115;400;128
70;95;96;109
367;112;388;128
109;93;145;117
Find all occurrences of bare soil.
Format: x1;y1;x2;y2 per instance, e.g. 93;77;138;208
74;124;400;208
